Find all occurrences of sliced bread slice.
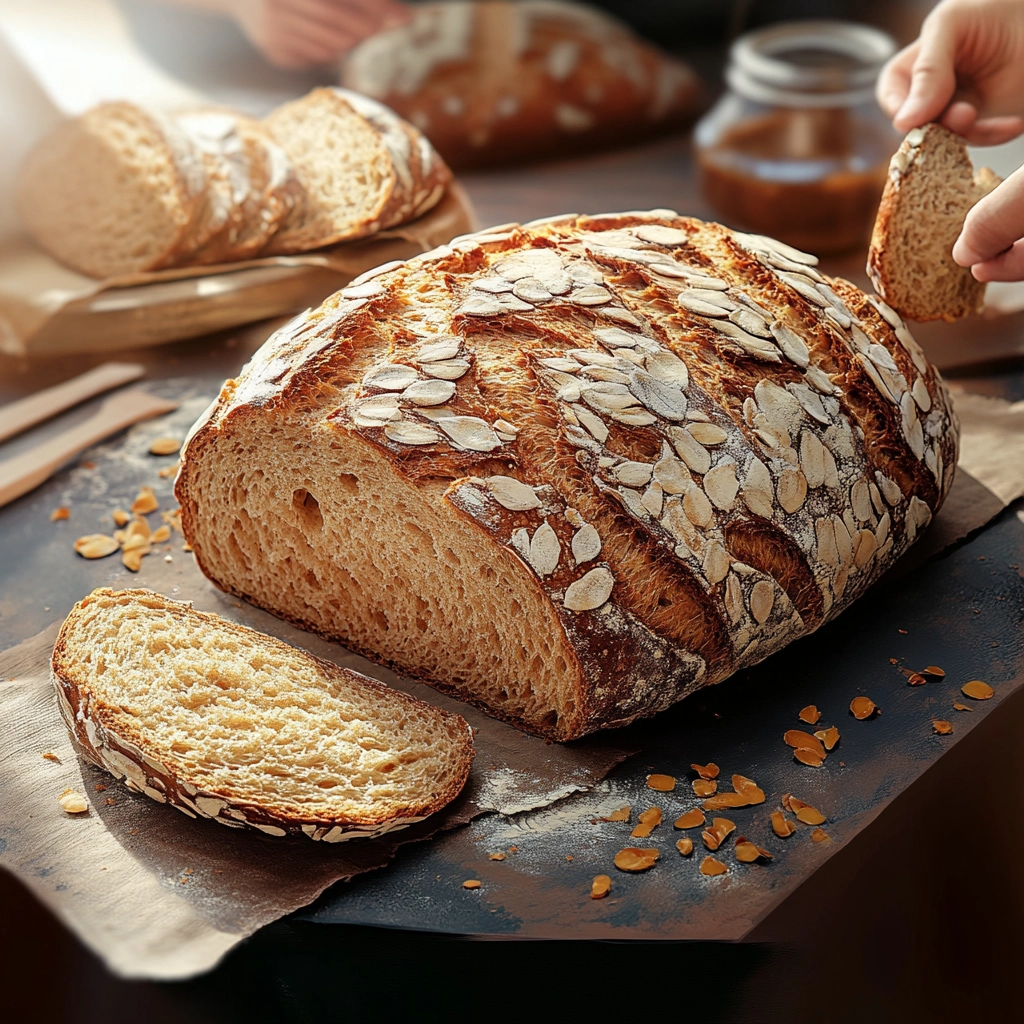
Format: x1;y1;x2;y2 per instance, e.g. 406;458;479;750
51;588;474;840
867;123;1001;322
261;87;452;255
16;102;207;279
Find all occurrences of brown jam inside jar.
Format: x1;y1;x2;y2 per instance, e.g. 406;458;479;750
694;22;898;255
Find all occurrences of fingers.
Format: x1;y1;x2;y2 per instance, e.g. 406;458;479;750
893;12;958;131
877;43;917;117
968;239;1024;282
953;165;1024;269
959;115;1024;146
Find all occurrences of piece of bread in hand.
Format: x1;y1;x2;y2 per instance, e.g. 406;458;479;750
867;123;1001;322
51;588;474;841
341;0;702;169
262;87;452;255
16;102;207;279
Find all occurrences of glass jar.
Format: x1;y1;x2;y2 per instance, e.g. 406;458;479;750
695;21;899;254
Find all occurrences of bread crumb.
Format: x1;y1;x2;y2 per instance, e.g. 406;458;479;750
58;788;89;814
462;879;482;889
50;507;70;521
41;751;61;763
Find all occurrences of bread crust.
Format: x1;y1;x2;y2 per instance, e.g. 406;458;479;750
52;588;475;840
341;1;703;169
176;212;959;740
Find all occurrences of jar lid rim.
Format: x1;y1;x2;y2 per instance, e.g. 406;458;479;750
730;20;896;99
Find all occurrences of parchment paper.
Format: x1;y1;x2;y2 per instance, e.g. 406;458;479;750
1;388;1022;981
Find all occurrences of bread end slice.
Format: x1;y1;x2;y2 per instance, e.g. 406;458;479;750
867;123;1001;322
51;588;474;841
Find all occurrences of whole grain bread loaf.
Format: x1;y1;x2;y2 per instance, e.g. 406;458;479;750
52;588;474;840
341;0;702;168
176;212;959;741
867;123;1001;322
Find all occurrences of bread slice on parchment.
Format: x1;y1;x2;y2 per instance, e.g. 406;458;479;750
261;87;452;255
51;588;474;841
176;211;959;741
16;101;207;279
867;123;1001;322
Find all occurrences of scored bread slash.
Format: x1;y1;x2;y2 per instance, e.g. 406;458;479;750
798;705;821;725
849;696;878;720
590;874;612;899
646;773;676;792
961;680;994;700
58;788;89;814
74;534;120;559
51;588;475;841
630;807;662;839
613;847;660;872
699;856;728;877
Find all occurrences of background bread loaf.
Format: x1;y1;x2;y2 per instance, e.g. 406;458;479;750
52;588;474;840
176;212;959;741
341;1;702;168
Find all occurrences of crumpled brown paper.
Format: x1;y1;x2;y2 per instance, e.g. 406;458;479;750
1;386;1022;980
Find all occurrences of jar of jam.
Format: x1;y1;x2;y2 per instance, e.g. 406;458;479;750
695;21;899;254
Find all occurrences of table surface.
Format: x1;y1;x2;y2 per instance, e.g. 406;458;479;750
4;86;1024;1024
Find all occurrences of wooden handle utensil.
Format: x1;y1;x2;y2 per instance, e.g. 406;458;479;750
0;362;145;444
0;389;178;508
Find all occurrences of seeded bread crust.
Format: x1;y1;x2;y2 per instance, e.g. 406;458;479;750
52;588;475;841
867;123;1001;322
342;1;702;169
176;212;959;741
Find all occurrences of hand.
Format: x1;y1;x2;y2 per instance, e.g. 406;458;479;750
953;164;1024;280
877;0;1024;145
225;0;410;69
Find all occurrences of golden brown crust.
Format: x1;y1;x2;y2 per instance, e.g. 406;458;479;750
176;212;958;740
51;588;475;839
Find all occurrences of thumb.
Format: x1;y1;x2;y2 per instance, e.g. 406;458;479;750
893;14;958;130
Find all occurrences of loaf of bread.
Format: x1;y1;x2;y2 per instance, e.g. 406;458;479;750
867;123;1001;322
341;1;702;168
176;212;959;741
16;89;451;279
52;588;474;840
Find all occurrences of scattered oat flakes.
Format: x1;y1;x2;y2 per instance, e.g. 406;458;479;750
798;705;821;725
700;856;728;877
952;702;973;712
631;807;662;838
613;847;660;872
701;817;736;851
462;879;482;890
932;720;953;735
923;665;946;678
488;853;506;861
149;437;181;456
789;797;826;826
131;486;159;515
161;508;183;533
565;855;573;862
735;838;772;863
850;696;878;719
74;534;120;559
41;751;60;763
150;525;170;543
961;680;994;700
691;762;720;780
157;463;179;478
676;837;694;856
814;726;840;751
646;773;676;792
770;810;797;837
784;730;826;758
794;747;825;767
810;828;830;843
692;779;717;797
122;547;150;572
906;672;927;686
590;874;611;899
58;788;88;814
600;806;630;822
50;507;70;521
702;774;765;811
674;808;705;830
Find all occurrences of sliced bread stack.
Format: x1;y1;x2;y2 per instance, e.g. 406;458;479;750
52;588;475;840
17;88;452;279
867;123;1001;322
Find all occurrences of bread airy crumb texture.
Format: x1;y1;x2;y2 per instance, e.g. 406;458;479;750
177;212;959;741
51;588;474;840
868;123;1001;322
16;90;450;278
16;102;205;279
342;0;702;168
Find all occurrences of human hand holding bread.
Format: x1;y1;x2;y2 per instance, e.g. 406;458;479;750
877;0;1024;283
